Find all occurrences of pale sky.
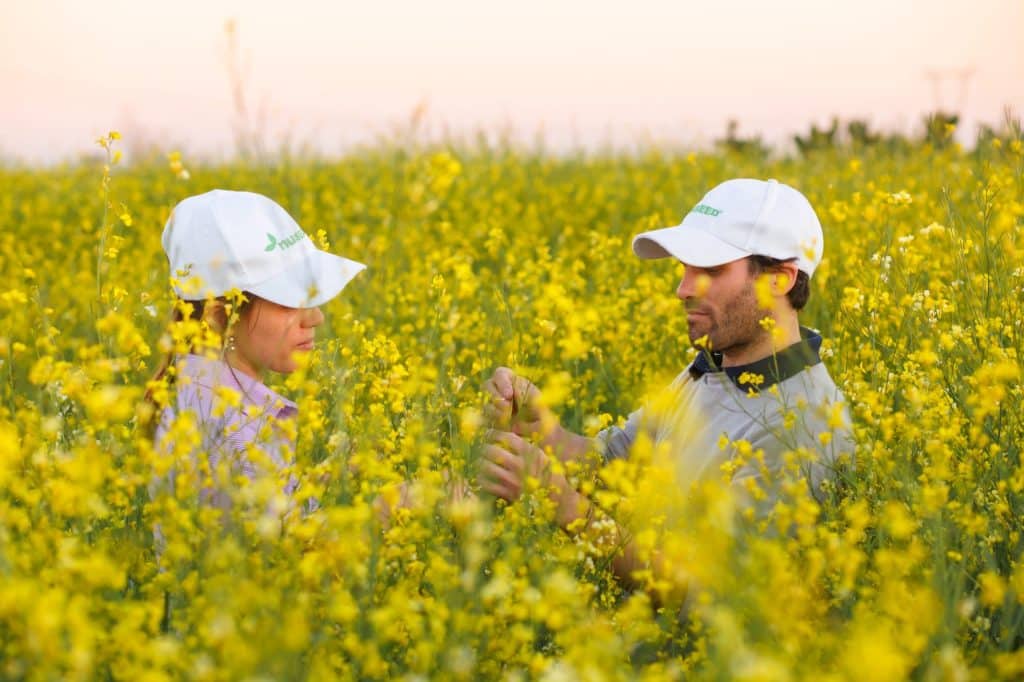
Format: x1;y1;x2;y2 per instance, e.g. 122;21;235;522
1;0;1022;161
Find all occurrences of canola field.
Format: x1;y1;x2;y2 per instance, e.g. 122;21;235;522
1;131;1023;680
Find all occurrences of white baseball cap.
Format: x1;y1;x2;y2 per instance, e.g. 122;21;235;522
632;178;824;276
162;189;366;307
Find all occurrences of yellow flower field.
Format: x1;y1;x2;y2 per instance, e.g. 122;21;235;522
1;127;1023;680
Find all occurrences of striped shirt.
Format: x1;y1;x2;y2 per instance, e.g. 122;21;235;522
154;353;299;501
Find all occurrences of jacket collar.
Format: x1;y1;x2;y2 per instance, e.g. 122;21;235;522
688;327;823;391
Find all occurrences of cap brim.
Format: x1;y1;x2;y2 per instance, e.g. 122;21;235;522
632;226;750;267
247;249;366;308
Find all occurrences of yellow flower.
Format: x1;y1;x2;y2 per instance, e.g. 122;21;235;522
755;274;774;309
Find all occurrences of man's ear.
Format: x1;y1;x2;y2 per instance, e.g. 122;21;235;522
774;261;800;296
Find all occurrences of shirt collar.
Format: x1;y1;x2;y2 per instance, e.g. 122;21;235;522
177;353;298;417
688;326;823;391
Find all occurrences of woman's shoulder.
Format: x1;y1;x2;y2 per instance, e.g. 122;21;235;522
175;352;232;387
172;353;297;420
154;354;256;449
154;353;297;461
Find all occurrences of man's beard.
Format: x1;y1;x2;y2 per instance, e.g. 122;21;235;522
687;285;769;357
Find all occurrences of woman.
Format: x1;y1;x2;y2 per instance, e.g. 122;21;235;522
149;189;365;506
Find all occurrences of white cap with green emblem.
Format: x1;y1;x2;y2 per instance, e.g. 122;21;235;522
162;189;366;307
632;178;824;276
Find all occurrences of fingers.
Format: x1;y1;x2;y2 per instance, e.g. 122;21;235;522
478;460;518;498
372;494;391;525
483;368;537;410
482;442;524;472
372;481;414;528
483;367;518;428
486;367;516;401
485;430;549;473
511;374;538;406
477;434;551;501
478;445;523;500
482;399;513;428
485;430;527;454
449;477;473;502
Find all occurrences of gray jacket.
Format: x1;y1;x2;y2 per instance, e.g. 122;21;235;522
598;328;854;509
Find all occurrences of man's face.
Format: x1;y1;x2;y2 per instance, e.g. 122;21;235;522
675;258;767;356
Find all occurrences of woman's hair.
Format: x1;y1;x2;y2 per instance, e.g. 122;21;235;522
143;294;255;433
747;255;811;311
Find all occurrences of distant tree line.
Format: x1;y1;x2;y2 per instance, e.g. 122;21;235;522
716;110;1022;157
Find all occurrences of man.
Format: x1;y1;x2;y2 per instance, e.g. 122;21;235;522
479;178;855;587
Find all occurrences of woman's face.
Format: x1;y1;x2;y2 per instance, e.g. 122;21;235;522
228;296;324;378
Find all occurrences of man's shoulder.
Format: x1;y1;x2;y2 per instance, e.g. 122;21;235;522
782;360;845;399
670;365;699;389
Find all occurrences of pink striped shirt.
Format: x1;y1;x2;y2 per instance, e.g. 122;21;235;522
154;353;299;497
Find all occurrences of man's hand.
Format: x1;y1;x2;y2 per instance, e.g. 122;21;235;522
482;367;547;437
477;431;552;500
478;430;582;528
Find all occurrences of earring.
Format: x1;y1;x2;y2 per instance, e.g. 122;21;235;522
226;335;236;352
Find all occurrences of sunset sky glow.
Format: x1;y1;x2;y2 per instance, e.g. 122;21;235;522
2;0;1022;161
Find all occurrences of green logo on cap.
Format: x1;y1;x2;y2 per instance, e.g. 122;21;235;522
691;203;722;217
264;230;307;252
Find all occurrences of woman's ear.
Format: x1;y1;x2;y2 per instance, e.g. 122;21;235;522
201;299;230;334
